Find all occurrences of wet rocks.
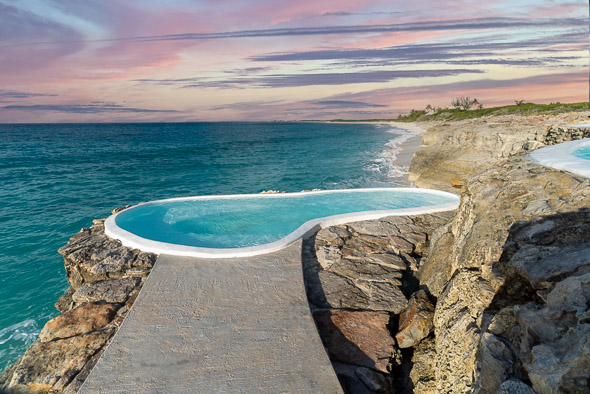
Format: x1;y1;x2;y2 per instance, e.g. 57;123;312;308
1;210;158;393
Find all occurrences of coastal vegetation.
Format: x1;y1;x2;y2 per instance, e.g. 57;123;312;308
330;100;590;123
396;100;590;122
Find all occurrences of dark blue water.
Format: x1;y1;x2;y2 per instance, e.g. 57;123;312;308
0;122;410;371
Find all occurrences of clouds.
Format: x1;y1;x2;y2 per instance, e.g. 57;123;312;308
314;100;388;108
0;90;58;99
138;69;483;89
78;16;582;44
2;102;178;114
0;0;586;122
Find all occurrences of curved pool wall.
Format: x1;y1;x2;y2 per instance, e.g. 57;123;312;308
104;188;460;258
529;138;590;179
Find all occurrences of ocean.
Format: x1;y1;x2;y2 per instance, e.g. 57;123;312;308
0;122;414;372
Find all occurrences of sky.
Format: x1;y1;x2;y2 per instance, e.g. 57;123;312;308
0;0;588;122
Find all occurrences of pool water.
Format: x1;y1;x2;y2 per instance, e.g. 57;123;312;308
529;138;590;179
106;188;459;257
572;144;590;160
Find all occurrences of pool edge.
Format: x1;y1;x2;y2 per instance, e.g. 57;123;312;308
104;188;460;258
529;138;590;179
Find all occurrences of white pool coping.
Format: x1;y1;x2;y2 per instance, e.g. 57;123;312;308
104;188;460;258
529;138;590;179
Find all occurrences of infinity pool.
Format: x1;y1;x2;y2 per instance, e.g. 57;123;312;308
105;188;460;257
530;138;590;179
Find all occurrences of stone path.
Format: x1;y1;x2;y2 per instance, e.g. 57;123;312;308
79;240;342;393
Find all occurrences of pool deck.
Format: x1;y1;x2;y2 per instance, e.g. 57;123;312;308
79;240;342;393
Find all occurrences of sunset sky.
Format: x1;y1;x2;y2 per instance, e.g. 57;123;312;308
0;0;588;122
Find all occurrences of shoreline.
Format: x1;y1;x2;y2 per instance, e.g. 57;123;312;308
3;114;590;393
381;122;427;185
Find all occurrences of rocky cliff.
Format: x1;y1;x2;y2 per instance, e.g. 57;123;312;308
409;113;590;192
410;113;590;393
0;215;157;393
2;112;589;393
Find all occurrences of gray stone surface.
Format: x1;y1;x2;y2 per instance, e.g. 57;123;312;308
409;112;590;192
80;241;342;393
72;277;140;304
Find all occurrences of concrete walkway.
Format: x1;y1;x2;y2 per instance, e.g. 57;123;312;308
80;240;342;393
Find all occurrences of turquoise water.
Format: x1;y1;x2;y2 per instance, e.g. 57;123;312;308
115;190;454;249
0;122;411;371
572;143;590;160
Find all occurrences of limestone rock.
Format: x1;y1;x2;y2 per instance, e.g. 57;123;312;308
495;379;535;394
72;277;140;304
408;113;590;192
3;208;157;393
413;118;590;392
409;336;436;393
58;221;156;288
313;310;395;373
395;289;434;348
39;302;118;342
355;279;408;314
54;287;75;314
305;214;450;315
507;243;590;289
515;273;590;393
132;252;157;269
5;328;114;393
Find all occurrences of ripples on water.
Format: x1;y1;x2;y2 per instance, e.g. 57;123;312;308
0;122;409;371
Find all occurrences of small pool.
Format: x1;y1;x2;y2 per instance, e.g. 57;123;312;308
105;188;460;258
529;138;590;179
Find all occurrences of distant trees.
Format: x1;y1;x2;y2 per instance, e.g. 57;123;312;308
450;96;483;111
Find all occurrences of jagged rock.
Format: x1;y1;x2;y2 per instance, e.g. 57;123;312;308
313;310;395;373
2;210;157;393
507;243;590;289
395;289;434;348
514;273;590;393
409;113;590;192
413;117;590;392
311;257;408;313
72;277;140;304
39;302;118;343
4;328;114;393
132;252;157;269
58;221;157;289
355;366;391;393
495;379;535;394
409;336;436;393
433;270;491;392
355;279;408;313
55;287;75;314
306;214;450;315
327;257;404;283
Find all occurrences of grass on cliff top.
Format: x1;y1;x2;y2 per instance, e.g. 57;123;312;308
329;101;590;123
